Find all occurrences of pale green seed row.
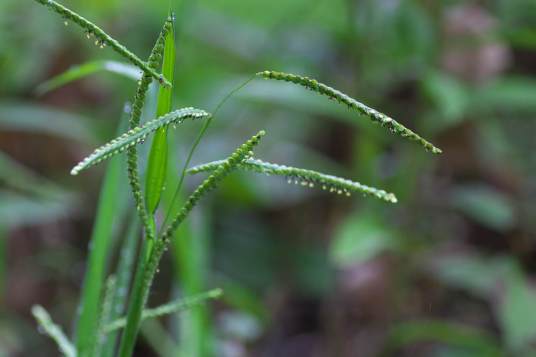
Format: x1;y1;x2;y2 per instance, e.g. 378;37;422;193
103;288;223;333
189;157;397;203
33;0;170;87
162;131;266;241
126;18;173;240
71;108;210;175
257;70;441;154
31;306;76;357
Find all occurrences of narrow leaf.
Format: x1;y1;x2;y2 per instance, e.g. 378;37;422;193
71;108;210;175
188;157;398;203
36;60;141;95
75;119;127;355
257;70;442;154
145;14;175;215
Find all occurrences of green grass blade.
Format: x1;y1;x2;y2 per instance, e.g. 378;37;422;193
104;289;222;333
257;70;442;154
165;132;213;356
0;150;65;199
93;276;117;357
36;60;141;95
145;14;175;216
74;120;127;357
118;131;265;357
32;305;76;357
32;0;170;87
188;157;398;203
0;226;5;305
102;215;140;357
385;320;503;356
71;108;210;175
140;319;178;357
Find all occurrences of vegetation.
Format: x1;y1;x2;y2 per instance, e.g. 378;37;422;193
2;0;536;356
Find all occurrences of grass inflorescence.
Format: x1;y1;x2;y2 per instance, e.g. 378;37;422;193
257;70;442;154
33;0;170;87
188;157;398;203
29;2;442;355
71;108;210;175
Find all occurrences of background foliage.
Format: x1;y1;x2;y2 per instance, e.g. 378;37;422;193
1;0;536;356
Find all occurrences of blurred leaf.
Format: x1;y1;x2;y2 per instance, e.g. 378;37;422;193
330;211;393;267
434;254;536;352
36;60;141;95
472;77;536;114
434;254;507;297
0;191;75;227
386;319;502;357
0;150;65;198
422;71;469;130
498;267;536;352
292;245;334;297
215;276;269;323
450;185;515;232
0;101;97;143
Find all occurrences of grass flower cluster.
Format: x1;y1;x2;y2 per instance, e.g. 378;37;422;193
29;1;440;355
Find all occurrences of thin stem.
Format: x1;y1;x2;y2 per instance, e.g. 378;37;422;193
160;74;257;233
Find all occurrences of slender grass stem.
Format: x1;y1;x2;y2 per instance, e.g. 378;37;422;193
118;131;265;357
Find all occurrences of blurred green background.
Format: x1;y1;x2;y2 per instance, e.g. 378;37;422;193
1;0;536;356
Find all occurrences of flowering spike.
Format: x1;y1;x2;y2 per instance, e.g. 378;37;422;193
257;70;441;154
188;157;397;203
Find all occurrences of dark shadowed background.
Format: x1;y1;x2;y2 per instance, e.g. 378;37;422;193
1;0;536;356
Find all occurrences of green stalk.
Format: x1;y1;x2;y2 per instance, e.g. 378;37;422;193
75;123;127;357
118;131;266;357
32;0;169;86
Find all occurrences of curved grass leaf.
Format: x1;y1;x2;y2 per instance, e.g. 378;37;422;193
32;305;76;357
36;60;141;95
32;0;170;87
104;289;223;333
188;157;397;203
118;130;265;357
257;70;442;154
145;14;175;216
71;108;210;175
0;101;96;143
386;320;503;357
